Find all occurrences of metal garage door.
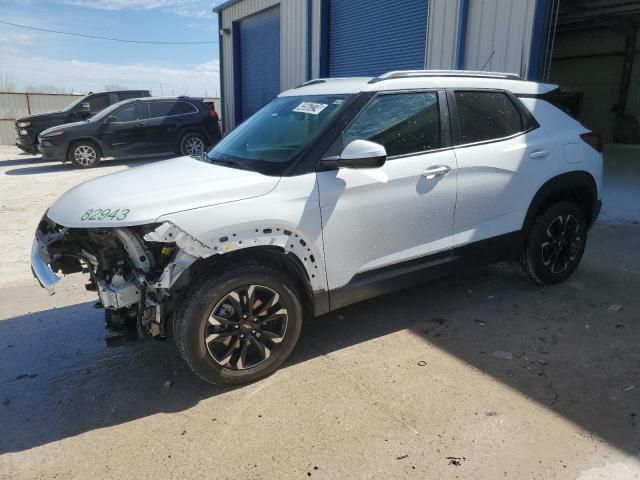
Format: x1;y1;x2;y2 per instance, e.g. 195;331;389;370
237;6;280;121
328;0;429;77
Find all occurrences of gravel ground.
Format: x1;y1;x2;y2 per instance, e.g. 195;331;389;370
0;145;639;479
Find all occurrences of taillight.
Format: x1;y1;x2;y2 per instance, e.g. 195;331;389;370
208;110;218;121
580;132;602;153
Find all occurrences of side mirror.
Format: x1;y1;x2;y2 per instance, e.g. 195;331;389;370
324;140;387;169
78;102;91;117
105;115;117;124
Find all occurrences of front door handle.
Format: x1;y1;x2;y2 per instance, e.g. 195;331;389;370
422;165;450;179
135;122;146;128
529;149;550;159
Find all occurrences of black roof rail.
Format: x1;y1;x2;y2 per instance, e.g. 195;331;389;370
368;70;522;84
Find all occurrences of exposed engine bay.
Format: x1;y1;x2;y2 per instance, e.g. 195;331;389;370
34;215;201;343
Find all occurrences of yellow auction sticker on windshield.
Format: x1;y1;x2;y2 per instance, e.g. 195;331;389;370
293;102;328;115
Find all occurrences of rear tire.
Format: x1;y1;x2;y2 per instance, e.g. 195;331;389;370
68;140;101;168
173;263;303;386
517;201;587;285
179;132;207;157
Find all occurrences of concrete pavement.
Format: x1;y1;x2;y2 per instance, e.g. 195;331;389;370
1;145;639;479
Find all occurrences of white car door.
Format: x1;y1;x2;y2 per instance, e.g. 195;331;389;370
451;90;555;247
316;91;458;303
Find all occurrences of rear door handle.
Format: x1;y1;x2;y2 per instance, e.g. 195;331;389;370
135;122;146;128
422;165;450;179
529;149;550;159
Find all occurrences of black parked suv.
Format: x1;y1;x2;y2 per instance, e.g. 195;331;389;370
38;97;222;168
15;90;151;154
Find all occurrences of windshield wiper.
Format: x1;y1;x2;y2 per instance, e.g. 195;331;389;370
208;157;256;171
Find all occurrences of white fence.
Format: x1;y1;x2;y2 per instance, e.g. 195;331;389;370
0;92;83;146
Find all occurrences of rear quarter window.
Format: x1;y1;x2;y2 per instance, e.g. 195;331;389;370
149;101;198;118
454;91;524;144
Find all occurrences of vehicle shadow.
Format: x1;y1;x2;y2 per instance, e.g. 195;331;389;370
3;154;176;176
1;224;638;455
0;156;45;167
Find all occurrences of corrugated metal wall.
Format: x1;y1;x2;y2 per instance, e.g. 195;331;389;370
426;0;461;69
464;0;536;75
219;0;540;130
0;92;81;146
220;0;308;130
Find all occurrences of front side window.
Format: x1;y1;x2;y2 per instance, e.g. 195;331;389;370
210;95;350;168
111;103;148;122
454;91;524;144
117;92;145;102
88;95;109;113
339;91;441;157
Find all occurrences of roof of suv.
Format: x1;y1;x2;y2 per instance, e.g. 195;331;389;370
280;70;557;97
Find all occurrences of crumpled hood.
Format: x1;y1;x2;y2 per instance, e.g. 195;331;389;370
48;156;281;228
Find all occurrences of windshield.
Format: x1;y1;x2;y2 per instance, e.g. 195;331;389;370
208;95;350;171
61;95;88;112
89;100;129;122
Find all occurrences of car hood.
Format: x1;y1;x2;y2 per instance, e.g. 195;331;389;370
17;112;66;124
47;156;281;228
40;121;88;136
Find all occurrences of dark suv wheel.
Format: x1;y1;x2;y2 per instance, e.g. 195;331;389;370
517;201;588;285
179;132;207;157
173;263;303;385
68;140;101;168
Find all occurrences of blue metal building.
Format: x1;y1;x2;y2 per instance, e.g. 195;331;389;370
213;0;639;141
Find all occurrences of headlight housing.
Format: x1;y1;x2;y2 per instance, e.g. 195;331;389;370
43;130;65;138
17;121;31;128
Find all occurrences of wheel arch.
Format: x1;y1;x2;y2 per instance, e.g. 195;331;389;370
177;127;209;145
180;245;321;317
522;171;599;236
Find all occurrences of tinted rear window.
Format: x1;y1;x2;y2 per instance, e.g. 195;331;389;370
455;91;523;144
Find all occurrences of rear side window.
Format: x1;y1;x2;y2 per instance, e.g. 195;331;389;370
149;101;197;118
454;91;523;144
342;92;441;157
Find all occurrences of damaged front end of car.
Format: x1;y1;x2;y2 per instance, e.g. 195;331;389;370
32;215;206;344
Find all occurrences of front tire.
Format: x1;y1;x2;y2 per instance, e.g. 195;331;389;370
68;141;101;168
179;132;207;157
518;201;588;285
174;263;303;386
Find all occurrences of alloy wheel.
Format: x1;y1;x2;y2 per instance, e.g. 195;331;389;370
74;145;97;166
540;214;583;274
205;285;288;370
185;137;205;156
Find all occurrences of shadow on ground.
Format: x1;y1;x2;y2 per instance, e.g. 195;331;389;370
1;223;638;455
2;154;176;175
0;156;45;167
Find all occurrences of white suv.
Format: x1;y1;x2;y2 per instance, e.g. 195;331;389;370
31;71;603;385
